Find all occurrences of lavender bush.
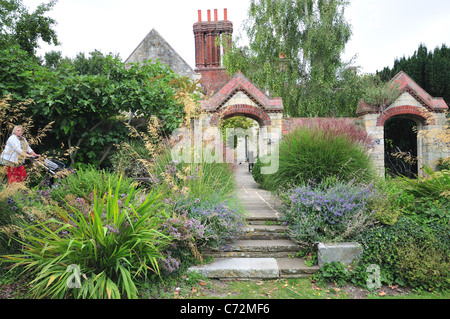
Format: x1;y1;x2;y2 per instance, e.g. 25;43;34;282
281;180;378;244
145;150;244;273
188;199;245;248
158;195;245;274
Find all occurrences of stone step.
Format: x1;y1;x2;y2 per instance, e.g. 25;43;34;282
188;258;279;279
245;212;284;223
244;224;287;233
241;225;288;240
203;240;298;258
187;257;319;279
241;204;277;212
277;258;319;278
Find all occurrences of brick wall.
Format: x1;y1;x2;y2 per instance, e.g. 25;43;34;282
197;68;230;97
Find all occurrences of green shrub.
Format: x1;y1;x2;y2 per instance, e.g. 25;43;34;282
49;166;136;205
1;180;172;299
407;198;450;226
369;177;415;225
436;157;450;171
401;165;450;201
185;198;245;249
1;185;63;256
125;143;244;273
157;194;246;275
396;235;450;291
0;196;25;255
313;261;352;287
110;139;151;179
262;125;374;191
354;217;450;291
251;155;265;184
149;143;237;202
399;165;450;226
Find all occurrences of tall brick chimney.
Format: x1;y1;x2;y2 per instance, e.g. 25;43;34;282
193;8;233;95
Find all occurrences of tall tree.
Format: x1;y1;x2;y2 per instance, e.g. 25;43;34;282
222;0;352;117
377;44;450;105
0;0;58;56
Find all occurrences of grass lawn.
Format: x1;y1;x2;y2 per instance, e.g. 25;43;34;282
138;273;450;300
2;263;449;300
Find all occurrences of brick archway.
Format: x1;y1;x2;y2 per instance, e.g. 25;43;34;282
210;104;272;126
201;72;283;131
376;105;435;126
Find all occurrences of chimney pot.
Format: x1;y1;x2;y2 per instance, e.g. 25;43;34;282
197;10;202;22
214;9;218;21
207;9;211;21
224;8;228;20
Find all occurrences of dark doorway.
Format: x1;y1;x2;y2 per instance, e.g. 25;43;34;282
384;117;418;178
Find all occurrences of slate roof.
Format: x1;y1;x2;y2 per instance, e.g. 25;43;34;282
125;28;198;79
201;71;283;112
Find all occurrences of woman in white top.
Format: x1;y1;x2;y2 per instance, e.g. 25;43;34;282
1;125;40;184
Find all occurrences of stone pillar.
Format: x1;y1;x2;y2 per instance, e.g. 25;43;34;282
361;113;385;177
419;112;450;171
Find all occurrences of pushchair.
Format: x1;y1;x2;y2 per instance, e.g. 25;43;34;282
33;158;75;187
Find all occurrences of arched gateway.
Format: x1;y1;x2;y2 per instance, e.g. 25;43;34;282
357;71;448;176
201;71;283;131
199;71;284;165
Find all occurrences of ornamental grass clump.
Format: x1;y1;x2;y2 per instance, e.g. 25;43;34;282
261;120;375;191
48;166;136;206
281;180;377;245
1;179;172;299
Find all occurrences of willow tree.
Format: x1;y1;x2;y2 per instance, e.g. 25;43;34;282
222;0;352;117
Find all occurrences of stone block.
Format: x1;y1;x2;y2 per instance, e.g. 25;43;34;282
187;258;279;279
317;242;363;268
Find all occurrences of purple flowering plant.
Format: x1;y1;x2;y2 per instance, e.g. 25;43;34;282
158;194;245;273
137;144;242;273
281;179;377;244
188;199;245;248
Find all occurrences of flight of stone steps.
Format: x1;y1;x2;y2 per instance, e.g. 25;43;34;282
188;164;319;280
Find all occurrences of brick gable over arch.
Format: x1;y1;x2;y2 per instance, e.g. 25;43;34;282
201;71;283;128
357;71;448;176
356;71;448;118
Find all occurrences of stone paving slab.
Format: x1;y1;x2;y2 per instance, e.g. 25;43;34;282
188;258;279;279
277;258;319;278
225;240;298;252
188;257;319;279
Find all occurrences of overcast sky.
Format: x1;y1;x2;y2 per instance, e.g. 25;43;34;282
23;0;450;75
